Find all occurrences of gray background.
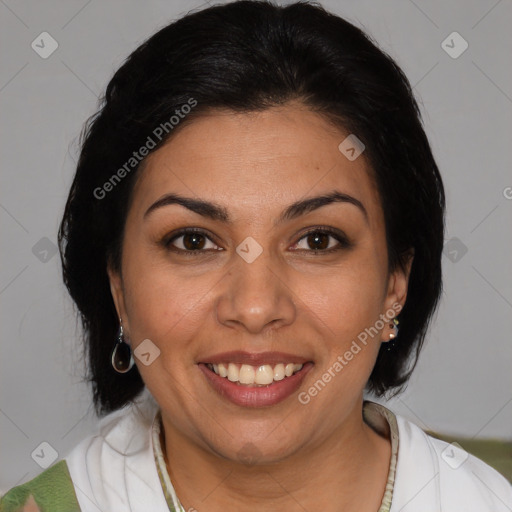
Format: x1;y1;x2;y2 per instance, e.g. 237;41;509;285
1;0;511;491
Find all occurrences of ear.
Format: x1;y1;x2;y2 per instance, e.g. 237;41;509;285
107;264;129;329
384;249;414;313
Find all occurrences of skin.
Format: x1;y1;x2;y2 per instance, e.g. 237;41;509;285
108;102;412;512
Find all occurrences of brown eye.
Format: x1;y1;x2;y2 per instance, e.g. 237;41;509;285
306;232;330;250
182;233;206;250
166;230;221;252
292;228;351;253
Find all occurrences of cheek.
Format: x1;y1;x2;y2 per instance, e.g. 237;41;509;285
298;258;387;345
121;254;216;357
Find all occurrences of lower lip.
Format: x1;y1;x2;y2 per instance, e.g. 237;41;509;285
198;363;313;408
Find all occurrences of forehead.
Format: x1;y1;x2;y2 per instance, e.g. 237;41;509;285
129;104;382;225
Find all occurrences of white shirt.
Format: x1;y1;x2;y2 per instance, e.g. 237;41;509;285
65;390;512;511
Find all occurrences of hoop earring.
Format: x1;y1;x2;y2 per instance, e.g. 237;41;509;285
111;320;134;373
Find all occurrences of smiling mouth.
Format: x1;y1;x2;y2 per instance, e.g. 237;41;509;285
205;362;304;386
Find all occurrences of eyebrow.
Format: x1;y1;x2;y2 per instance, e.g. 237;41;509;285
144;190;368;224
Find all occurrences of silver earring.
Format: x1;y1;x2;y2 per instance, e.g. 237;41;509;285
388;318;399;340
111;320;134;373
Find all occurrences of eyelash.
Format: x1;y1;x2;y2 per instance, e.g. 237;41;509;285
163;227;351;256
292;227;352;253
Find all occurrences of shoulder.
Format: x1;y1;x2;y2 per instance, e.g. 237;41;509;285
425;431;512;507
2;390;168;512
392;411;512;511
64;391;170;511
0;460;81;512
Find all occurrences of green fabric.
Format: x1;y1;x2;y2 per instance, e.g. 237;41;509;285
0;460;81;512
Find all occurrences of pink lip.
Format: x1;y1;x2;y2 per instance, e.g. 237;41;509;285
198;350;310;366
198;361;314;408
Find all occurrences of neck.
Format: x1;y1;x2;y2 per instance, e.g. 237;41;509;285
160;401;391;512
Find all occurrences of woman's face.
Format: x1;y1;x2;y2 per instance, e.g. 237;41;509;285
109;103;410;463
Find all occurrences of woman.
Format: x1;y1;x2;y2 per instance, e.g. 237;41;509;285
2;1;510;511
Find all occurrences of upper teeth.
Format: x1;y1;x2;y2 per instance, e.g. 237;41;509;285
207;363;303;386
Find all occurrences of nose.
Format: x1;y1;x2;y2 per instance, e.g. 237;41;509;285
215;253;296;335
